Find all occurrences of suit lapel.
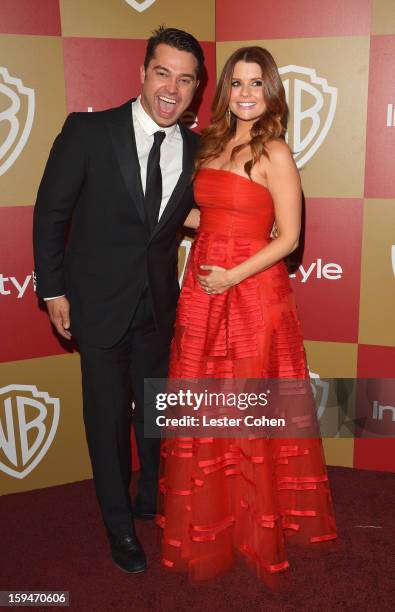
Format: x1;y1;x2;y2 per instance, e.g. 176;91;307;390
107;100;146;226
150;123;196;240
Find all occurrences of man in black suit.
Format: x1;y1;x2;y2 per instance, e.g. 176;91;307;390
33;27;203;573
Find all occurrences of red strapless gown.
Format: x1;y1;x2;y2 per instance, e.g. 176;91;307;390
157;168;338;584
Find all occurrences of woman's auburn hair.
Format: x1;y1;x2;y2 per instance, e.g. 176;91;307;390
195;46;288;178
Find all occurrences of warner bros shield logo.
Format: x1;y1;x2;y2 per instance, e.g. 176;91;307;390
279;65;337;169
124;0;157;12
309;369;330;421
0;67;35;176
0;385;60;479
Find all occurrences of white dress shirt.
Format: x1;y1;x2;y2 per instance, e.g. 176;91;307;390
45;97;184;300
132;95;183;219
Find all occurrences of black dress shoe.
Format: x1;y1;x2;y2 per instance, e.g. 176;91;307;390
109;533;147;573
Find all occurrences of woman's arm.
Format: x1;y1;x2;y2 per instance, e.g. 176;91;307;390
184;208;200;230
198;141;301;293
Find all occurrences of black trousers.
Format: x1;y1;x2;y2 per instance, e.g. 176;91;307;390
77;291;170;536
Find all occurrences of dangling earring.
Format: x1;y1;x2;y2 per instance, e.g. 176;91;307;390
226;108;231;126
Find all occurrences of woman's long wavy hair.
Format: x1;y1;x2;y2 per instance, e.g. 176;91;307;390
196;46;288;179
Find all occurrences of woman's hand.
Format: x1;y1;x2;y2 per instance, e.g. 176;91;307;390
197;265;235;294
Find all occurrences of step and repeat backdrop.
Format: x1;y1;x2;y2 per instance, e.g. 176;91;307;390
0;0;394;496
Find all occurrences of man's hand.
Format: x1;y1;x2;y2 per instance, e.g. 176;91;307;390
46;296;72;340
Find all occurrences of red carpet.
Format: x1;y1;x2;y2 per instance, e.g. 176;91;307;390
1;466;393;611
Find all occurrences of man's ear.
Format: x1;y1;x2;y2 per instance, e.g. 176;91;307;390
195;80;200;90
140;65;146;84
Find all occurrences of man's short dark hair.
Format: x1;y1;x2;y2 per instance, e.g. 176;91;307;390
144;26;205;77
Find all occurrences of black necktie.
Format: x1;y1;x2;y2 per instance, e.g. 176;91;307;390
145;130;166;231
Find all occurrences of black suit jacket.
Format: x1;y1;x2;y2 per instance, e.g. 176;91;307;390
33;99;200;347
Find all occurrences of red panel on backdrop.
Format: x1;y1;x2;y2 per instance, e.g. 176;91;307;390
63;38;147;113
290;198;363;343
0;0;61;36
62;38;216;132
216;0;372;41
354;440;395;472
357;345;395;377
355;379;395;438
364;35;395;198
354;345;395;472
0;206;70;363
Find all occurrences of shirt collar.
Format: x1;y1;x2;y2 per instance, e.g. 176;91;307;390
133;96;178;140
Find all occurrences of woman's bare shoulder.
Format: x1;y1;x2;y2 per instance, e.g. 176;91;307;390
256;140;295;178
265;139;293;162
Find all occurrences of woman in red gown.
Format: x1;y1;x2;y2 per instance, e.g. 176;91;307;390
157;46;337;584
